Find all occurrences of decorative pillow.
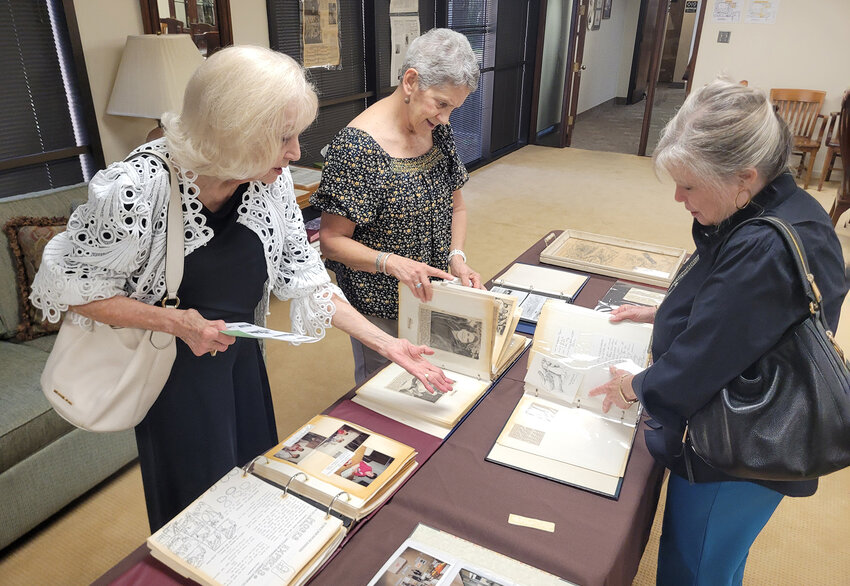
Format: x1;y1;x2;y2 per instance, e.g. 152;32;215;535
4;216;67;340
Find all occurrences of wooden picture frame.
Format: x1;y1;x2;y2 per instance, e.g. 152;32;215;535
539;230;687;287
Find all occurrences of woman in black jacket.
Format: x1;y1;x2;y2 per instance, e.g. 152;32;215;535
590;78;847;585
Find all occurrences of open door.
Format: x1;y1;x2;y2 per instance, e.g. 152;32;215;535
627;0;665;105
529;0;586;148
562;0;589;147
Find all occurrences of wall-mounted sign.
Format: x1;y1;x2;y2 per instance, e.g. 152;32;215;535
685;0;698;13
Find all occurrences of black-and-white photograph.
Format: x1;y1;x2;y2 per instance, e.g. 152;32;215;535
495;299;511;336
388;372;443;403
273;431;326;464
303;0;322;44
428;311;482;359
327;2;337;25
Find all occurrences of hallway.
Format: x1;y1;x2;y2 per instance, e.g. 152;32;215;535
569;83;687;155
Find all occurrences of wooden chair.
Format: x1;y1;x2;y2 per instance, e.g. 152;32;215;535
770;88;827;190
159;17;185;34
828;90;850;226
818;109;843;191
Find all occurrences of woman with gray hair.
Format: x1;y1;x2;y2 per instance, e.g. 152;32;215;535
589;77;847;584
31;45;452;531
312;28;484;384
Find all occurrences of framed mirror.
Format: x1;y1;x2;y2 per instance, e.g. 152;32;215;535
139;0;233;57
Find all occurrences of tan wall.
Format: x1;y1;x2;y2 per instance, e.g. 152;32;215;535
692;0;850;174
74;1;271;165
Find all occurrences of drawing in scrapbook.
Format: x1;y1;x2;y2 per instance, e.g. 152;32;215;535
487;301;653;498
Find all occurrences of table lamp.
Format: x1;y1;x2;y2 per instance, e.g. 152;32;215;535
107;34;204;141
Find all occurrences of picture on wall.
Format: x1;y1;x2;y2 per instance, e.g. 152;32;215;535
602;0;613;19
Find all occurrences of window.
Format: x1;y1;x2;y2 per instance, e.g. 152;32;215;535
0;0;100;199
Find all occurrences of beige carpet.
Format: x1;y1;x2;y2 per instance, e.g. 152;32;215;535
2;146;849;585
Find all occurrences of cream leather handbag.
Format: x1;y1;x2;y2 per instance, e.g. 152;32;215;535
41;152;184;432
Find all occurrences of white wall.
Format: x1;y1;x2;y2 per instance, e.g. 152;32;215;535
615;0;641;99
692;0;850;176
74;1;271;164
231;0;270;47
578;0;633;113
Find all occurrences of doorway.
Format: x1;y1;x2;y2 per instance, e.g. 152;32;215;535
536;0;705;156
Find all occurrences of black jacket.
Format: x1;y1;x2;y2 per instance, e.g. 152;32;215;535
632;173;847;496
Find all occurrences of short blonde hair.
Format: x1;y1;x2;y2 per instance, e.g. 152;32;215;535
162;46;318;180
653;76;791;190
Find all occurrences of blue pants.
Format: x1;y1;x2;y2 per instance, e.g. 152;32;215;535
657;473;783;586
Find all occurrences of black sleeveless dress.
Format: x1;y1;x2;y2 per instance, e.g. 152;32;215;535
135;184;278;531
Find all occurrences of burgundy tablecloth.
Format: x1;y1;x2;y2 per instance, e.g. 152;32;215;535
97;231;665;586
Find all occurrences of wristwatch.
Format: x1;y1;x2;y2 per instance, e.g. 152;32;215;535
447;249;467;264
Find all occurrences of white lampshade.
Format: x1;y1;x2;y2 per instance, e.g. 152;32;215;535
107;34;204;120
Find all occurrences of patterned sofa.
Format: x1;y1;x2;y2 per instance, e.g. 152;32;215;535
0;183;137;551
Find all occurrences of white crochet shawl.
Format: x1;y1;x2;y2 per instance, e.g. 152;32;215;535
31;139;342;338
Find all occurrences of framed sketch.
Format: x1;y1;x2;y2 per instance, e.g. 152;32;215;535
602;0;613;19
539;230;688;287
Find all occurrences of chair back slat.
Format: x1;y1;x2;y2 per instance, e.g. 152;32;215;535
838;90;850;197
770;88;826;139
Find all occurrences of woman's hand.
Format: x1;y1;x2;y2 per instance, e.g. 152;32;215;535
449;256;484;289
610;304;657;324
175;308;236;356
588;366;638;413
379;337;455;393
385;254;454;303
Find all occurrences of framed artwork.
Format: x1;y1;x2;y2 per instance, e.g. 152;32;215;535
539;230;688;287
587;0;604;30
602;0;613;19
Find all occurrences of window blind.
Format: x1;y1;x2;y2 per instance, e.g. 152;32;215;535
0;0;93;198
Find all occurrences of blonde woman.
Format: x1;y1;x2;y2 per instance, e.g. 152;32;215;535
32;46;451;531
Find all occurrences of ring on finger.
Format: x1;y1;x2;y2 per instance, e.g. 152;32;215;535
415;282;423;288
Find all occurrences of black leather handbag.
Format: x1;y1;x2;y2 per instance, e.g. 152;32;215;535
685;216;850;482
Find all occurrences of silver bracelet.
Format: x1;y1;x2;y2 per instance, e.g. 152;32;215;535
375;251;389;274
381;252;393;275
447;249;466;264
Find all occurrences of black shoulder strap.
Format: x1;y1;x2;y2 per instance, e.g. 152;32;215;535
721;216;824;320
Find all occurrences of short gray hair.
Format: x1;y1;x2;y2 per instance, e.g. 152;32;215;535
653;76;791;189
162;46;318;180
402;28;479;93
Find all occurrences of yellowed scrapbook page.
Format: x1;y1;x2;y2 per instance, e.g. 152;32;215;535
255;416;417;518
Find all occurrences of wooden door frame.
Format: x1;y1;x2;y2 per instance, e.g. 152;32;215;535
562;0;588;147
637;0;670;156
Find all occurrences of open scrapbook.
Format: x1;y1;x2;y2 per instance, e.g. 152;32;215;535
354;282;530;438
487;301;653;498
490;261;589;327
147;415;418;585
